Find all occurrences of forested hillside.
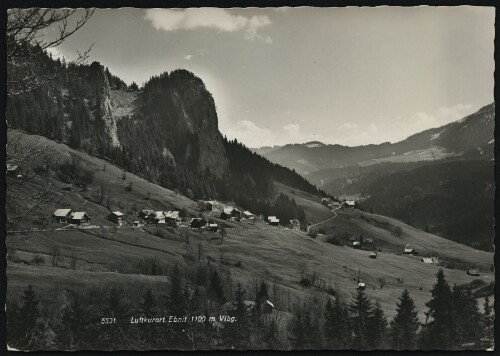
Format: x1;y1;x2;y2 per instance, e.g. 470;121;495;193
359;160;494;251
6;47;324;224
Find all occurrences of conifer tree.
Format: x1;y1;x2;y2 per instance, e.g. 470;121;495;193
451;286;482;348
10;284;42;350
483;295;491;319
390;289;420;350
167;265;189;349
421;269;453;349
349;289;372;350
225;283;251;349
288;305;307;349
63;293;88;349
368;301;388;349
169;264;186;315
208;270;226;305
324;296;350;349
264;319;280;349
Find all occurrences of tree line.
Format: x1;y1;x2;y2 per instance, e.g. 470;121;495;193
7;268;493;351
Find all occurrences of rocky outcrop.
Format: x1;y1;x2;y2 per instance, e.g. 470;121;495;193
168;71;229;179
93;63;120;148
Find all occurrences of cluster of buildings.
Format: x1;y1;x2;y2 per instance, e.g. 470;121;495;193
205;201;287;227
321;197;356;209
51;198;299;231
52;209;91;224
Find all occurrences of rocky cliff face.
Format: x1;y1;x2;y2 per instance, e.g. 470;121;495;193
168;71;229;178
95;65;120;148
114;69;229;181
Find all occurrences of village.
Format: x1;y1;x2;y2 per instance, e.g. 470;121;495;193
48;189;477;287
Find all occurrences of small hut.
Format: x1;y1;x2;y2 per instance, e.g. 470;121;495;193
262;300;274;314
467;269;480;276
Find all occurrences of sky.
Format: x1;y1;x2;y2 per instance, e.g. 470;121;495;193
46;7;495;148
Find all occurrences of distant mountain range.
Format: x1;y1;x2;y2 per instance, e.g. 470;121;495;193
255;103;494;175
255;104;495;251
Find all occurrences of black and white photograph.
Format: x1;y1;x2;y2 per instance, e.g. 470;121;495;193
3;5;496;351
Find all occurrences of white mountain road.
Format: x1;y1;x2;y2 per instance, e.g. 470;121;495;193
307;206;341;232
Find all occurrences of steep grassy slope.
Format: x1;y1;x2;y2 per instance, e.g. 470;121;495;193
7;133;494;326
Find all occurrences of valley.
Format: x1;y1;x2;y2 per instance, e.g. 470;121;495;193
6;132;494;332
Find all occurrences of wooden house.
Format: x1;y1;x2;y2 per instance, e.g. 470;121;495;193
243;211;254;219
52;209;73;223
208;223;218;232
352;241;361;249
108;211;124;224
152;211;166;224
6;164;23;179
139;209;154;220
268;216;280;226
404;244;418;255
190;218;207;229
221;206;242;220
369;251;377;259
343;200;355;208
61;184;73;192
221;206;234;220
358;282;366;290
69;211;90;224
165;211;181;226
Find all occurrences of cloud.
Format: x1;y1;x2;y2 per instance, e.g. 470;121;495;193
403;103;474;135
144;8;272;43
338;123;359;131
224;121;320;148
184;54;193;60
283;123;300;136
244;15;273;43
225;120;273;147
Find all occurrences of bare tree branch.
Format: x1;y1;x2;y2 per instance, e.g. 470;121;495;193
7;8;94;98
